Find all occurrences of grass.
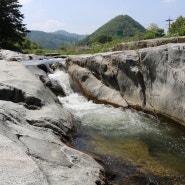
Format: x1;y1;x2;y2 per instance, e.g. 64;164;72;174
22;34;184;56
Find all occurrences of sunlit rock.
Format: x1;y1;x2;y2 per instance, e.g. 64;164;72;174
66;43;185;126
0;59;105;185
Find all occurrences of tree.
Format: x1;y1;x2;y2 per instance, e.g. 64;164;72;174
93;34;113;44
0;0;29;50
143;23;165;39
21;38;42;50
169;16;185;36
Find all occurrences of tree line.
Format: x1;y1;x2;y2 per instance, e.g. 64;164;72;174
94;16;185;43
0;0;41;51
143;16;185;39
0;0;185;52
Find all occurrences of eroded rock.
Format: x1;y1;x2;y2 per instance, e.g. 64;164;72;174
66;43;185;126
68;64;128;108
0;60;105;185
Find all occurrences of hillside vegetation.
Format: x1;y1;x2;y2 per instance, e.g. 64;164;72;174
1;0;185;55
24;15;185;55
27;30;86;49
78;15;146;46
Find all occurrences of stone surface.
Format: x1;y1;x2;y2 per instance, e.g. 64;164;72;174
68;64;128;108
0;58;105;185
113;36;185;51
0;133;48;185
0;49;44;61
66;43;185;126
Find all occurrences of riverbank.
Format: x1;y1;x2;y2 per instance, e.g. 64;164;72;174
50;69;185;184
66;43;185;127
0;50;106;185
1;43;185;184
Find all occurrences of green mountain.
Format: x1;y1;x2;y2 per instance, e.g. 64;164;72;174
78;15;146;45
27;15;145;49
26;30;86;49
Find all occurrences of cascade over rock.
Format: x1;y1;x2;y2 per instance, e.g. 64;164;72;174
66;43;185;126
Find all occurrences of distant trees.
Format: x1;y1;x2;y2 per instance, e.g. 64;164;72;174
0;0;29;50
143;16;185;39
169;16;185;36
143;24;165;39
22;38;42;50
78;15;146;46
93;34;113;44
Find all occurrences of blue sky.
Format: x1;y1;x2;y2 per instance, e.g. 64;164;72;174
19;0;185;34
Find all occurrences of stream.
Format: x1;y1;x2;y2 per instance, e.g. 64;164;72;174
49;69;185;185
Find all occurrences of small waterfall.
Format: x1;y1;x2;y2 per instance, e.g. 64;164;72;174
49;69;185;184
49;70;73;95
49;71;159;136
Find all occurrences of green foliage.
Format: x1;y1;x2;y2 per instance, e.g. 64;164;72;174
78;15;146;46
27;30;86;50
4;37;42;53
27;37;131;55
20;37;42;54
22;37;42;50
0;0;29;50
24;14;185;55
169;16;185;36
93;34;113;44
143;24;165;39
59;46;67;51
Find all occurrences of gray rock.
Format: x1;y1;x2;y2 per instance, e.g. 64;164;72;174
0;49;44;61
113;36;185;51
0;60;105;185
0;134;48;185
68;64;128;108
66;43;185;126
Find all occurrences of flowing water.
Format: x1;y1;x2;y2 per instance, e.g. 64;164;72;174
49;70;185;185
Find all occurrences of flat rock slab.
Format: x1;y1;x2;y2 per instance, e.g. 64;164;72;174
0;134;48;185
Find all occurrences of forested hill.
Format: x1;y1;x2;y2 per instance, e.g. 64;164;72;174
27;30;86;49
78;15;146;45
27;15;146;49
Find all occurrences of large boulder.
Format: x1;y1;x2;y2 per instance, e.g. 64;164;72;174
66;43;185;126
0;49;44;61
0;60;105;185
68;64;128;108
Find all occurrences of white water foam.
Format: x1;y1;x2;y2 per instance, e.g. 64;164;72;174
49;70;160;138
48;69;185;181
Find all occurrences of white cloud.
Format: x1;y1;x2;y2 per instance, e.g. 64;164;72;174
162;0;176;3
19;0;33;4
30;20;67;32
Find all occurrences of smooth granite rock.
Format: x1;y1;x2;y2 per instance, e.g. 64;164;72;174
0;59;105;185
68;64;128;108
66;43;185;126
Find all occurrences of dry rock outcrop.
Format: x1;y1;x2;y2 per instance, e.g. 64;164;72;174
0;56;105;185
66;43;185;126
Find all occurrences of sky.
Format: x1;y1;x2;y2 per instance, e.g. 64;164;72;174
18;0;185;35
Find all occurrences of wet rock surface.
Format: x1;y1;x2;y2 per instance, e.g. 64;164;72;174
0;54;105;185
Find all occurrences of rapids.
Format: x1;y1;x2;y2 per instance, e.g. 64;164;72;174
49;69;185;184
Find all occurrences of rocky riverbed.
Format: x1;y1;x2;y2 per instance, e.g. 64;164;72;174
0;40;185;185
0;50;105;185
